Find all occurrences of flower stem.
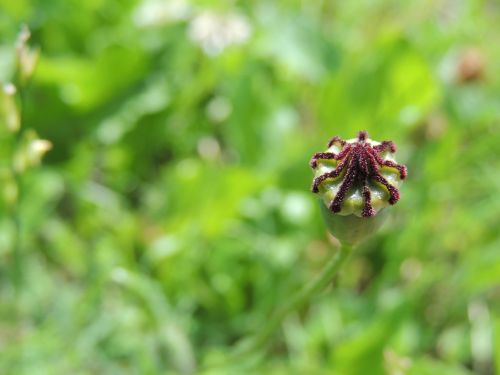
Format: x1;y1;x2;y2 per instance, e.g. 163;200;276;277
11;82;26;290
11;170;23;289
231;243;352;360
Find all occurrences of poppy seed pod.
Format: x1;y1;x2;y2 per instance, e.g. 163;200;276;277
310;131;407;245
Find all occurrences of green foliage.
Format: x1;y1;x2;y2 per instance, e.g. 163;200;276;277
1;0;499;374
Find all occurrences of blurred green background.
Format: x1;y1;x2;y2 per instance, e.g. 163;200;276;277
1;0;500;374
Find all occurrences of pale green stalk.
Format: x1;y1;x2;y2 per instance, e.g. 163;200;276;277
11;86;26;289
203;243;352;372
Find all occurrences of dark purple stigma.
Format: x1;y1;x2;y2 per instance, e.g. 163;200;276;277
310;131;407;217
357;130;368;142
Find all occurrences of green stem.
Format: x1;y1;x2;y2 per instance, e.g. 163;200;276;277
231;244;352;360
11;82;26;290
11;170;23;289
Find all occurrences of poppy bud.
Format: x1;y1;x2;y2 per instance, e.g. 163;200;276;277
310;131;407;245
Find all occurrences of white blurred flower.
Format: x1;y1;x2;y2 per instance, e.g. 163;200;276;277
28;139;52;165
1;83;20;132
197;136;220;161
3;83;16;96
188;11;252;55
13;137;52;172
30;139;52;155
206;96;232;122
134;0;191;27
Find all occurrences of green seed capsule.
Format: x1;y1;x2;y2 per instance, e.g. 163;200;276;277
310;131;407;245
